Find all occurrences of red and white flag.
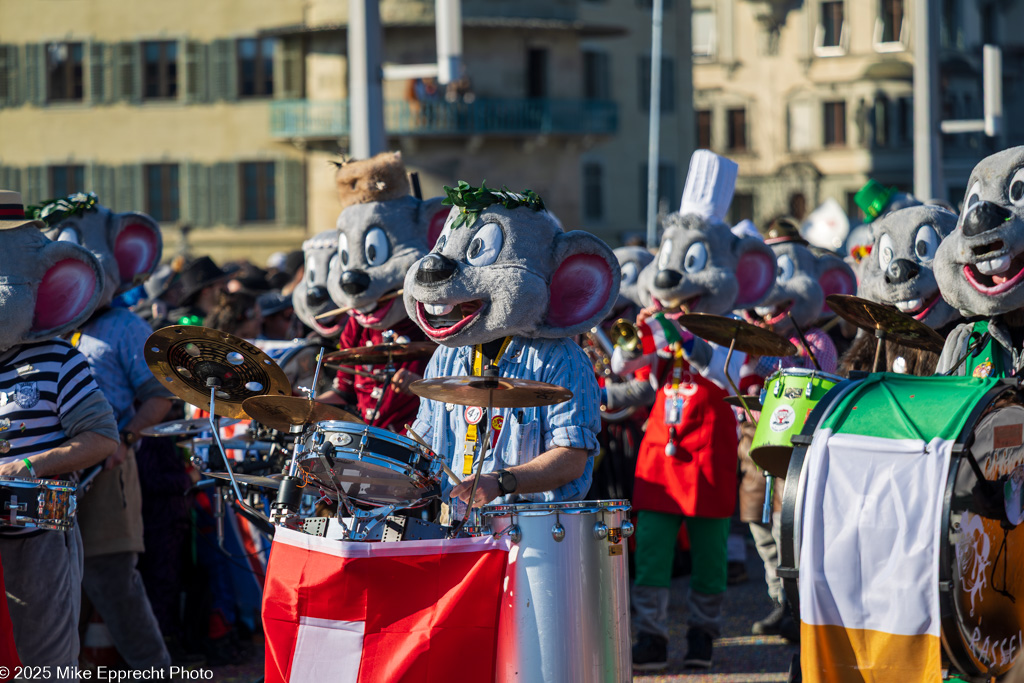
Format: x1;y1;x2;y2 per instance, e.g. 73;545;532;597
263;527;510;683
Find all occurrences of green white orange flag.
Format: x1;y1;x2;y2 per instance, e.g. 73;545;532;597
797;374;998;682
637;312;683;354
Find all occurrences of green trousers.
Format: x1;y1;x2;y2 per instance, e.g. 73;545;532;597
634;509;730;595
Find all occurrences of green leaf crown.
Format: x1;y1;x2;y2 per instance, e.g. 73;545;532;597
441;181;545;229
27;192;100;227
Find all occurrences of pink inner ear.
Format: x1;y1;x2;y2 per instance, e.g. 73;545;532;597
114;223;160;283
734;251;775;307
819;267;857;315
33;259;97;331
547;254;614;327
426;210;447;250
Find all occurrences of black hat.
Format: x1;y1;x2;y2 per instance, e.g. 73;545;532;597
178;256;230;306
258;291;293;317
762;216;808;246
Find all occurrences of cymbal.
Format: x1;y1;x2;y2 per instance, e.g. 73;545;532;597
324;341;437;366
724;395;763;411
205;471;283;490
184;438;272;452
145;326;292;419
676;313;797;357
241;395;364;432
410;376;573;408
825;294;946;352
141;417;240;438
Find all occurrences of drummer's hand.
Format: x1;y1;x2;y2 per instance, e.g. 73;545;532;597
636;306;658;326
0;459;28;478
390;369;422;395
451;473;501;508
104;442;129;471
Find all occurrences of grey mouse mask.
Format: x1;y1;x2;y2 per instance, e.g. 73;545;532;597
753;241;857;330
293;230;344;338
935;146;1024;318
857;205;959;329
638;213;776;316
404;185;620;347
610;246;654;318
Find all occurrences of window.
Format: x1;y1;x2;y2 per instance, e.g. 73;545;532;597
583;163;604;221
789;101;813;152
47;42;84;102
144;164;180;223
897;96;912;145
583;51;611;100
527;49;548;98
789;193;807;220
873;95;889;148
692;9;717;60
728;192;755;225
878;0;905;44
143;41;178;100
638;57;675;112
821;2;844;46
241;162;275;222
727;108;747;152
238;38;274;98
824;101;846;147
49;165;85;199
636;0;673;8
638;163;677;222
696;110;712;149
846;191;864;222
941;0;962;48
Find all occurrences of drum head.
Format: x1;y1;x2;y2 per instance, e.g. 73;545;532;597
943;402;1024;677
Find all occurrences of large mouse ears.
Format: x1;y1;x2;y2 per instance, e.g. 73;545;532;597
817;253;857;315
114;212;162;289
420;197;449;250
732;236;776;308
537;231;621;338
30;241;104;339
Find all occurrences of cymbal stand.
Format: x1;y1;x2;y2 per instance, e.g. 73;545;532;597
366;331;399;427
872;328;887;373
455;365;498;534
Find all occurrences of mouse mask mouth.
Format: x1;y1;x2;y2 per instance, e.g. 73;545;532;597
416;300;487;339
963;240;1024;294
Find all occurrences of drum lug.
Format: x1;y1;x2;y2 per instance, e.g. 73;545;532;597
620;520;635;538
509;524;522;543
551;522;565;542
774;381;783;398
938;579;952;593
804;380;813;398
593;521;608;540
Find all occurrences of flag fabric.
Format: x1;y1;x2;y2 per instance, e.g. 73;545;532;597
263;527;511;683
638;313;684;354
797;374;997;682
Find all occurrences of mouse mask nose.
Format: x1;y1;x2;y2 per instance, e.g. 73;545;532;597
654;269;682;289
306;285;329;306
962;201;1012;238
416;253;458;284
340;270;370;296
884;258;919;285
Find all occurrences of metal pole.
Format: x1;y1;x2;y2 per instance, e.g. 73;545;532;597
645;0;664;248
436;0;463;85
349;0;386;158
913;0;944;201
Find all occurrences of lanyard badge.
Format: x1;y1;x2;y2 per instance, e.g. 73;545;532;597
663;343;686;427
461;337;512;476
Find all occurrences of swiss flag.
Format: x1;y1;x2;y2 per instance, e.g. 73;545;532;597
263;528;510;683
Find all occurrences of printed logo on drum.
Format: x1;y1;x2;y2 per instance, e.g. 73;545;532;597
784;387;802;399
769;405;796;433
973;361;994;378
13;382;38;409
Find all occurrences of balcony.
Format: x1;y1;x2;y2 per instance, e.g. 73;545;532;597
269;98;618;139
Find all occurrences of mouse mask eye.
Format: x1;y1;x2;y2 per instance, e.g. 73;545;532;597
466;223;503;267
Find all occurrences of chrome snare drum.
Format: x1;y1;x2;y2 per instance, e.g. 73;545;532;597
0;476;77;531
299;421;442;505
475;500;634;683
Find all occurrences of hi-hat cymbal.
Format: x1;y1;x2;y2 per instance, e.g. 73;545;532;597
676;313;797;357
205;471;283;490
825;294;946;352
410;376;572;408
724;395;763;411
145;326;292;419
141;417;240;438
324;341;437;366
241;395;364;432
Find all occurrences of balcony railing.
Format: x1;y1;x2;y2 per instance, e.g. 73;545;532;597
269;98;618;139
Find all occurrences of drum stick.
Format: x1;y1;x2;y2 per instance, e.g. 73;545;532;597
406;424;462;484
786;312;820;371
315;290;404;321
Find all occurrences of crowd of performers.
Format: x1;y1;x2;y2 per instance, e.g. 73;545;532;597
4;141;1024;678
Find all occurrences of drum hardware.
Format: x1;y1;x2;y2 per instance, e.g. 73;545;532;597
593;521;609;540
785;312;821;371
405;424;462;484
551;520;565;542
141;417;241;438
315;289;405;321
825;295;946;369
76;465;102;498
944;330;993;377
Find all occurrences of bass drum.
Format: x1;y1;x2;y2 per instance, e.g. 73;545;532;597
779;377;1024;680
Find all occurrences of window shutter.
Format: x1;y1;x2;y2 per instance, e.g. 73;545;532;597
661;58;675;113
0;166;21;193
22;44;46;106
183;162;211;227
211;162;239;226
112;42;139;103
87;41;106;104
210;39;238;101
275;38;303;100
25;166;46;204
789;101;813;152
0;46;14;107
183;41;209;103
278;158;305;226
115;164;142;212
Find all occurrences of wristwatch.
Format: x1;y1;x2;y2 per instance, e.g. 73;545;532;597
119;430;138;447
495;469;518;496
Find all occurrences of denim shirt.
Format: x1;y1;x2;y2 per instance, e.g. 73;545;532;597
410;336;601;503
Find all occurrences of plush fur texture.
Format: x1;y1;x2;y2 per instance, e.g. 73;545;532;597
857;205;959;329
405;204;621;347
0;226;105;351
612;246;654;314
637;213;776;316
293;230;344;338
334;152;410;213
935;146;1024;318
753;242;857;330
328;195;448;331
43;204;161;308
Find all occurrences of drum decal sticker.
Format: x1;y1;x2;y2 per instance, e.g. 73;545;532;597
993;424;1024;450
769;405;796;433
784;387;802;399
955;511;992;618
465;406;483;425
13;382;39;409
973;361;994;378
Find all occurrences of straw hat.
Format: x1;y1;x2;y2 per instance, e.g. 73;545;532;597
0;190;45;230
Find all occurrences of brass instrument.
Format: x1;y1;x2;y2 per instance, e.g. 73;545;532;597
610;319;640;354
582;325;636;423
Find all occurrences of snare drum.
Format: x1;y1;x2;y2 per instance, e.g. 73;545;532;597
750;367;843;478
0;476;77;531
299;421;442;505
473;500;633;683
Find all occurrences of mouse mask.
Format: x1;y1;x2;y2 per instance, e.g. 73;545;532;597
857;205;959;329
293;230;344;338
754;240;856;329
611;246;654;317
935;146;1024;318
0;225;105;352
405;183;620;347
638;213;776;316
36;193;162;308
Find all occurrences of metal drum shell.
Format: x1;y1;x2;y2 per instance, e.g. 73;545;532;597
0;476;77;531
477;500;632;683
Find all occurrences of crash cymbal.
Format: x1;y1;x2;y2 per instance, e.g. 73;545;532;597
205;471;283;490
825;294;946;352
724;395;763;411
145;326;292;419
675;313;797;357
141;417;240;438
409;376;573;408
324;341;437;366
184;438;272;452
241;395;364;432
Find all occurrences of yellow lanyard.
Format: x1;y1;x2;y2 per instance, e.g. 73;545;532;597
462;337;512;475
669;342;684;393
69;331;82;348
